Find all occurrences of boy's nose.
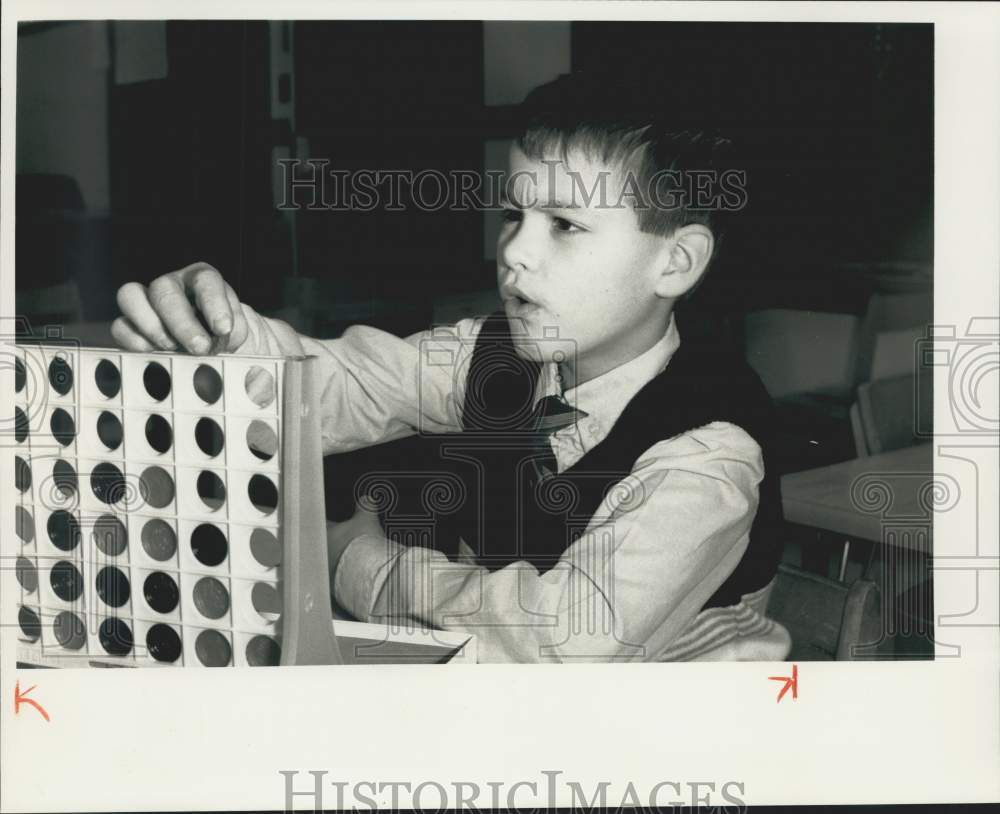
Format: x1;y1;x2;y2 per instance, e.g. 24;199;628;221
498;219;540;273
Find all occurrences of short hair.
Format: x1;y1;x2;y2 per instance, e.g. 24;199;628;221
515;72;736;252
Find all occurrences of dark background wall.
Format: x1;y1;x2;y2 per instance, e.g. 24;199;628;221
15;20;932;334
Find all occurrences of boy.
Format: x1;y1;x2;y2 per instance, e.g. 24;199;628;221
113;73;790;663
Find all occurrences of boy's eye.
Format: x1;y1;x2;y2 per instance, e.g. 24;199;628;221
501;207;523;223
552;216;583;234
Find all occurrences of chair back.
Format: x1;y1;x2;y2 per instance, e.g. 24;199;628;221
852;373;932;455
744;308;861;400
856;291;932;383
767;563;882;660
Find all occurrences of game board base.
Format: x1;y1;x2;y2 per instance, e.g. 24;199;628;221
17;620;477;667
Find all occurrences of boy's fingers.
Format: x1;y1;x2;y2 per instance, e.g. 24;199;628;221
110;316;157;352
224;287;250;352
115;282;178;351
181;265;234;336
147;273;213;354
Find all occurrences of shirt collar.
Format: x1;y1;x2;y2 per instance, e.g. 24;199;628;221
533;314;681;434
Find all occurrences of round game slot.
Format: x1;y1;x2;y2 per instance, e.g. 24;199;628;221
96;566;131;608
195;629;232;667
247;474;278;516
93;514;128;556
53;610;87;650
53;459;78;498
15;407;28;444
19;606;42;642
195;417;225;457
197;471;226;511
190;523;228;566
245;635;281;667
16;557;38;593
139;465;175;509
47;510;81;551
91;462;128;506
246;420;278;462
98;617;133;656
251;582;282;622
48;355;74;396
141;519;177;561
244;366;276;409
94;358;122;398
50;407;76;446
96;411;124;451
15;506;35;544
143;571;180;614
249;527;281;567
143;361;172;402
15;356;26;393
193;363;223;405
15;456;31;492
50;560;84;602
144;413;173;454
192;576;230;620
147;623;183;663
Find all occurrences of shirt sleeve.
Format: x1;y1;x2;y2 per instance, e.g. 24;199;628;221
333;421;765;663
233;302;482;454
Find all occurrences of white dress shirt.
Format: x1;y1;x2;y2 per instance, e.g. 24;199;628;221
236;305;791;663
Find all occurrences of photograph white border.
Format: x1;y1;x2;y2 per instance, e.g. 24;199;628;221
2;2;998;810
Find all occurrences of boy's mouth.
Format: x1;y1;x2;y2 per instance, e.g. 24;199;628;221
505;294;539;315
503;284;536;309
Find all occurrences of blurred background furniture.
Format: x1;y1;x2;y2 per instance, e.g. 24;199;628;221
850;372;933;456
766;563;882;660
780;443;935;658
855;289;934;383
743;279;932;476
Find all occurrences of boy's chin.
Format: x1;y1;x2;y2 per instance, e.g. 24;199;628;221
503;311;578;365
509;335;578;368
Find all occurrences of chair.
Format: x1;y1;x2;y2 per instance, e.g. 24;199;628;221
766;563;883;661
744;308;862;403
850;372;932;456
855;290;933;384
744;308;863;473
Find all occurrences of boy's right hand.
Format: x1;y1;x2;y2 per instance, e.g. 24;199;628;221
113;262;251;355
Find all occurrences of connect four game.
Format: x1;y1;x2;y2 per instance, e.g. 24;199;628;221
12;340;343;668
11;340;476;667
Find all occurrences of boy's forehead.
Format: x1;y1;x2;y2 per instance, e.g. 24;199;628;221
505;143;628;208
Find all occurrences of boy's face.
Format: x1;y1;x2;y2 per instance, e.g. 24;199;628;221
497;144;673;384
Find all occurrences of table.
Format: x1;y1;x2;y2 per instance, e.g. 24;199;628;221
780;443;933;548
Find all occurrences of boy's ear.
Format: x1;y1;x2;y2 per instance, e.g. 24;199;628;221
653;224;714;299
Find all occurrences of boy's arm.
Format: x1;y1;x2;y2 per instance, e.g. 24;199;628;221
235;301;479;453
113;262;480;454
331;422;764;663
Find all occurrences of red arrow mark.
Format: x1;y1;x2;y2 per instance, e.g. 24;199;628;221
14;680;50;722
768;663;798;703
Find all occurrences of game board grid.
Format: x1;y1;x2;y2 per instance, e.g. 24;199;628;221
13;344;296;668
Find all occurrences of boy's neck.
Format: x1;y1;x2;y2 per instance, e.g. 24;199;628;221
557;309;675;391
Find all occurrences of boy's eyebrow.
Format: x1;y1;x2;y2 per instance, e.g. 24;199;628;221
500;192;583;211
539;197;582;210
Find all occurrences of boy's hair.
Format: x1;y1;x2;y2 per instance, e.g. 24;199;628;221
515;72;735;258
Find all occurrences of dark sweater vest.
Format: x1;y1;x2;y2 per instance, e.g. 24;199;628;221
341;312;784;610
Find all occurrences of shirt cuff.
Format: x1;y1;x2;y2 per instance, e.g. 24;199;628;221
332;532;407;622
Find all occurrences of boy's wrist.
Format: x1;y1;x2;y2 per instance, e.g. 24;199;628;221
326;520;360;580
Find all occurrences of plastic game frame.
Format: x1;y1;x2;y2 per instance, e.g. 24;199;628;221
12;340;476;668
